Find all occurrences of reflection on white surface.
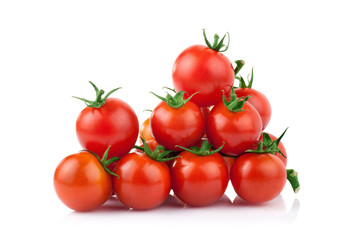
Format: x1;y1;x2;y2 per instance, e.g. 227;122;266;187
61;194;300;226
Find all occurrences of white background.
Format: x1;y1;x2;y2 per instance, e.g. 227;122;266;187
1;0;359;239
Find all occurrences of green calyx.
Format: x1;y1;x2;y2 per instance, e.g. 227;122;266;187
203;29;230;52
83;146;120;178
151;87;197;109
287;169;300;193
134;136;179;162
73;81;121;108
222;88;251;112
235;67;254;89
176;140;224;156
246;128;289;157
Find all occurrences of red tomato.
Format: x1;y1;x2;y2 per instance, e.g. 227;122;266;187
235;88;271;130
150;101;204;151
139;117;155;142
206;100;262;156
172;44;234;107
230;153;286;203
113;152;171;210
76;98;139;158
171;151;229;207
53;152;112;211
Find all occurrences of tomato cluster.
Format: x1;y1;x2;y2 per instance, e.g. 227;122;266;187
54;30;300;211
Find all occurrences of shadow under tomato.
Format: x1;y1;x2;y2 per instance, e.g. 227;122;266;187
232;195;300;223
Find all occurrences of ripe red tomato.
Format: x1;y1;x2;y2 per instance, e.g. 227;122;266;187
206;97;262;156
113;152;171;210
233;69;271;130
150;101;204;151
53;152;112;211
172;30;237;107
139;117;155;142
234;88;271;130
76;95;139;159
230;153;286;203
171;151;229;207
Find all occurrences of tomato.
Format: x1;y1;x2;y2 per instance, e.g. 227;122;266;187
172;30;239;107
206;93;262;156
53;151;112;211
150;100;204;151
230;153;286;203
171;150;229;207
139;117;155;142
75;82;139;159
233;69;271;130
113;152;171;210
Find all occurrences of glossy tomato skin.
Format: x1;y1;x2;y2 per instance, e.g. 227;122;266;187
76;98;139;159
139;118;155;142
206;101;262;156
171;151;229;207
172;45;234;107
113;152;171;210
53;152;112;211
150;101;205;151
234;88;271;130
230;153;286;203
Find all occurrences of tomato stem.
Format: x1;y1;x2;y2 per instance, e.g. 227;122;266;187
234;60;245;75
176;140;225;156
137;136;179;162
235;67;254;89
246;128;289;157
287;169;300;193
81;146;120;178
151;88;198;109
222;88;250;112
202;29;230;52
73;81;121;108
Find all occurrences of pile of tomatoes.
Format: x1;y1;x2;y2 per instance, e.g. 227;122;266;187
53;30;299;211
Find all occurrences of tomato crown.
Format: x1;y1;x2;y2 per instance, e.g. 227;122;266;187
202;28;230;52
73;81;121;108
151;87;198;109
134;136;179;162
176;140;224;156
235;67;254;89
222;88;251;112
82;146;120;178
246;128;288;157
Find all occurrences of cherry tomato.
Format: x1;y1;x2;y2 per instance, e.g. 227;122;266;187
235;88;271;130
171;151;229;207
75;82;139;159
150;101;204;151
76;98;139;158
230;153;286;203
206;99;262;156
113;152;171;210
172;30;236;107
53;152;112;211
139;117;155;142
172;45;234;107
